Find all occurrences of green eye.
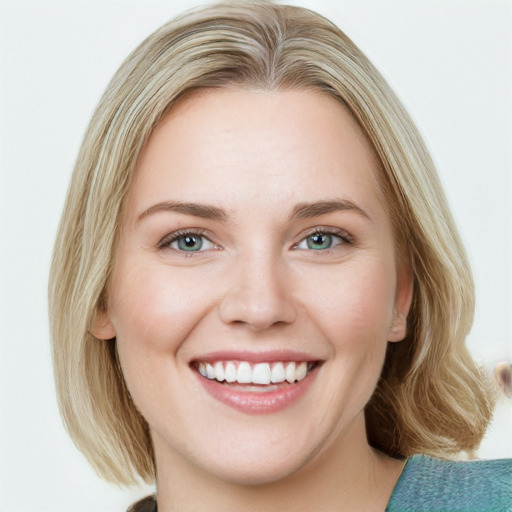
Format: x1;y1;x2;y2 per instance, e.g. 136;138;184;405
177;235;202;251
295;230;348;251
171;234;213;252
160;230;216;253
306;233;334;250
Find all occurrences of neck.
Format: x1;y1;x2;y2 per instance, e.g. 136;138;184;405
153;414;404;512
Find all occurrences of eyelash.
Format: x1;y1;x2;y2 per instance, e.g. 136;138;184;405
157;229;216;253
293;227;353;251
157;227;353;254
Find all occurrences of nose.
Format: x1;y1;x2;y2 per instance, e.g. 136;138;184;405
218;251;297;331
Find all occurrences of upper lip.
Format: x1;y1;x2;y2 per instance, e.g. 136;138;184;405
190;349;323;364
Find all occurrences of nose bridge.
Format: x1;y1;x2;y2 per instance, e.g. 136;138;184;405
219;245;297;330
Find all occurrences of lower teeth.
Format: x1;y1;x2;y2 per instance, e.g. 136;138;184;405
223;383;280;392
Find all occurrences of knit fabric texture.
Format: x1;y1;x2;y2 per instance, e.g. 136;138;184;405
386;455;512;511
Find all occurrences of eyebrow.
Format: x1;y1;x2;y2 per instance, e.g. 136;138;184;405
291;199;371;221
136;201;228;223
136;198;370;224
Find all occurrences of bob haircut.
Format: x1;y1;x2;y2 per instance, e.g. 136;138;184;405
49;0;494;486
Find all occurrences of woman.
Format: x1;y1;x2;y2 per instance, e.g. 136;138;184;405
48;1;511;510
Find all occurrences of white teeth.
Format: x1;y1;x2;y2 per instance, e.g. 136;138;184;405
271;362;285;383
224;362;237;383
252;363;271;385
198;360;313;385
214;361;225;382
237;362;252;384
285;362;296;383
206;363;215;379
295;361;307;381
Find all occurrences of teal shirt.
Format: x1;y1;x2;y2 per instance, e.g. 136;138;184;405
129;456;512;512
386;455;512;511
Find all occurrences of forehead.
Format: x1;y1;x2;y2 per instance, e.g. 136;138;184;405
128;88;385;220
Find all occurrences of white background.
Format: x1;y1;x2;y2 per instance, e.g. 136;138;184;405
1;1;511;511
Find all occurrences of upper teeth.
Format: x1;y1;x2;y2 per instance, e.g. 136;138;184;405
198;361;310;385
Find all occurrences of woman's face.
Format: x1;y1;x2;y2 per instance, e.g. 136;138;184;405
93;89;412;485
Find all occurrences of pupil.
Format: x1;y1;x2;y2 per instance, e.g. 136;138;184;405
180;235;202;251
309;233;331;249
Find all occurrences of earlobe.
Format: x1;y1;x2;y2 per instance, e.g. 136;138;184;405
90;310;116;340
388;311;407;342
388;264;414;343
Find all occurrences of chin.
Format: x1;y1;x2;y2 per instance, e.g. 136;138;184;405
202;453;312;487
152;420;325;488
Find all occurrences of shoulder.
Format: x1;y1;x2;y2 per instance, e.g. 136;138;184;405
386;455;512;512
127;495;157;512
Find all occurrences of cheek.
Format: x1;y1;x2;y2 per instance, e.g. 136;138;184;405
303;258;397;346
111;263;201;345
107;262;212;419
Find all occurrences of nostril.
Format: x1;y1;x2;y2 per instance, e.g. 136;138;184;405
218;282;297;331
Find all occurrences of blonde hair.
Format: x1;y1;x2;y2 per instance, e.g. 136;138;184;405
49;0;494;486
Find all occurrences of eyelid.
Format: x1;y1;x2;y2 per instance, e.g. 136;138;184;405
157;228;218;251
294;226;354;247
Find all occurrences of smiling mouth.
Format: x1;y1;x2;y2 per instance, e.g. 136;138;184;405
192;360;319;390
192;358;322;413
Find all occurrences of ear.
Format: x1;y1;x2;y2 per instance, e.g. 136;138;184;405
388;263;414;343
90;309;116;341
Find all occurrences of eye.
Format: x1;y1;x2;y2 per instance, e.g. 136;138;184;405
159;231;216;253
295;230;349;251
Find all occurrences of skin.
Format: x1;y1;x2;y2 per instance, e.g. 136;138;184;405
93;88;413;511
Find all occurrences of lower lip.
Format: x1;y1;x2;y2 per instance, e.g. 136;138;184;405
196;369;319;414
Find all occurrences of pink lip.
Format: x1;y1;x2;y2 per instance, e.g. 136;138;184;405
192;356;321;415
191;349;317;364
